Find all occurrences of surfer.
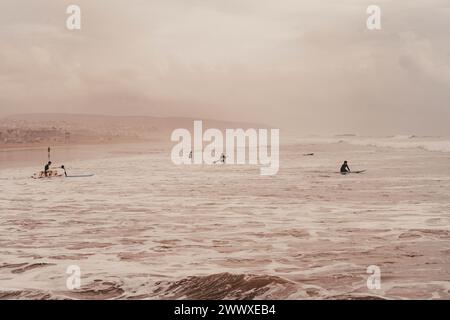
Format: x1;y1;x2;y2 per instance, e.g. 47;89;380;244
340;161;350;173
213;153;226;164
61;165;68;177
44;161;52;177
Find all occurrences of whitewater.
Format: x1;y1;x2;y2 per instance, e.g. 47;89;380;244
0;139;449;299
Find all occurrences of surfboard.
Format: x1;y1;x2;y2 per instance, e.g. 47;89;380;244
339;170;366;174
66;174;95;178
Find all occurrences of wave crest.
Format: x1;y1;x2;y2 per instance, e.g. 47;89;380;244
152;272;297;300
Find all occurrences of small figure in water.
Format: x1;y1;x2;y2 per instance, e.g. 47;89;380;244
61;165;67;177
189;150;192;159
44;161;52;177
340;160;350;174
220;153;226;164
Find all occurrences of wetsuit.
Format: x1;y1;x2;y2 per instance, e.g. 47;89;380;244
340;163;350;173
44;163;50;176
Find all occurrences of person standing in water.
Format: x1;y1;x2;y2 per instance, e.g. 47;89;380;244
44;161;52;177
340;161;350;173
220;153;226;164
61;165;68;177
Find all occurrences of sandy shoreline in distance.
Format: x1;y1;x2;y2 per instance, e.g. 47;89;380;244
0;138;161;152
0;140;169;170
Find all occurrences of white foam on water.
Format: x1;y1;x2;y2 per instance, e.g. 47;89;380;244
336;136;450;153
0;142;449;299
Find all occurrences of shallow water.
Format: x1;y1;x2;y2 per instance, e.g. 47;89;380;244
0;142;449;299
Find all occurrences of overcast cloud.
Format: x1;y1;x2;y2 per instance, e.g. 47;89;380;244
1;0;449;135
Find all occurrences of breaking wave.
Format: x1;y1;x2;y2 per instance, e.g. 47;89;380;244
151;272;298;300
341;136;450;153
0;273;298;300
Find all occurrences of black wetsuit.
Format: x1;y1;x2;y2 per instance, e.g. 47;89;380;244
44;163;50;177
340;163;350;173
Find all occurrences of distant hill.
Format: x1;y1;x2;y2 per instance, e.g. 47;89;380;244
1;113;266;129
0;113;269;146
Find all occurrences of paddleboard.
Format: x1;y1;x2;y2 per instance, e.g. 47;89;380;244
31;170;94;179
66;174;95;178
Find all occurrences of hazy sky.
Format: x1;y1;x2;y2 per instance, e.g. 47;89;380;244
1;0;449;135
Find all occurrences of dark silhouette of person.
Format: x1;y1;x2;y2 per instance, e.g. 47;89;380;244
220;153;226;164
61;165;67;177
340;161;350;173
44;161;52;177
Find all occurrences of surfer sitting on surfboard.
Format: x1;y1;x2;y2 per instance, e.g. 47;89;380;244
340;161;350;173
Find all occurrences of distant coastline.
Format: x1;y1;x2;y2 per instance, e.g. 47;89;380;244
0;113;268;150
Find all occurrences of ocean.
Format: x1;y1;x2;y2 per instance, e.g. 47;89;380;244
0;138;449;299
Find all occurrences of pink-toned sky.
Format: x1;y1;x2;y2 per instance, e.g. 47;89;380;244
1;0;449;135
